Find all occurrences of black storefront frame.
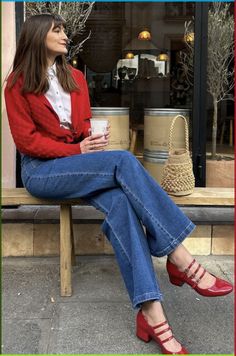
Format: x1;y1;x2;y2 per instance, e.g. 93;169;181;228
192;2;208;187
15;2;208;187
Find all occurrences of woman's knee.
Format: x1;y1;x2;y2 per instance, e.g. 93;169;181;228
117;150;139;166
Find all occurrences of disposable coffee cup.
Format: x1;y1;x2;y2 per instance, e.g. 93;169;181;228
90;119;108;135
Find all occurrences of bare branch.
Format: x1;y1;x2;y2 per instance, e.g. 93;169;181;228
26;2;95;60
68;30;92;61
179;3;234;158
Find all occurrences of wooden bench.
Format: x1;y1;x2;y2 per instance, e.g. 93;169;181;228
2;187;234;297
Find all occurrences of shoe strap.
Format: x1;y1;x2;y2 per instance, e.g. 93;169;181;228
188;263;202;280
195;269;206;285
153;320;172;339
184;259;206;287
155;326;171;337
153;320;168;329
184;258;196;274
152;320;175;347
161;335;174;344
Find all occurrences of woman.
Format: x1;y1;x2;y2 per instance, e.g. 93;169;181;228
5;14;233;354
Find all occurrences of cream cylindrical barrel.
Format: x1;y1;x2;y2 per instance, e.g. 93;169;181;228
143;109;190;183
91;107;129;150
143;150;168;183
144;108;190;152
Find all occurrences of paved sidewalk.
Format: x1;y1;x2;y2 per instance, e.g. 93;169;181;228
2;255;234;354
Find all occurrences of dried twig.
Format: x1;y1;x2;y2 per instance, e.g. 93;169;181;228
180;3;234;159
26;2;94;60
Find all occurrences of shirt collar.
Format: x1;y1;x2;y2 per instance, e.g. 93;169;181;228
48;62;57;77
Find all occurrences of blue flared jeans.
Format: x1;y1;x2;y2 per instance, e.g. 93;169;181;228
21;150;195;308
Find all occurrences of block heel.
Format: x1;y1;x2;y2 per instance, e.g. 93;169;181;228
136;326;152;343
136;310;188;354
169;275;185;286
166;258;233;297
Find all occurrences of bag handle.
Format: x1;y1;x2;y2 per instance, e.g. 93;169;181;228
169;114;189;152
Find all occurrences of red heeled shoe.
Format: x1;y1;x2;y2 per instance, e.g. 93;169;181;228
166;258;233;297
136;310;188;354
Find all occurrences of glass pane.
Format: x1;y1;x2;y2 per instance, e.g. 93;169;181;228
73;2;196;184
24;2;196;185
205;2;234;188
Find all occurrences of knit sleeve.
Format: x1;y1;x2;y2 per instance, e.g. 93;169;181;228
72;69;92;138
4;81;82;159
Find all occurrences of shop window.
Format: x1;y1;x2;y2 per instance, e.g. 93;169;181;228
75;2;196;182
205;2;234;188
19;2;231;188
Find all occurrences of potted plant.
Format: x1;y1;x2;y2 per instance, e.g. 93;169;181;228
181;2;234;187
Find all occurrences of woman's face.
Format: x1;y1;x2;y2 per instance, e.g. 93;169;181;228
45;22;68;61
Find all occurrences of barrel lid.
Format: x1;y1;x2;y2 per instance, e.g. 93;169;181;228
144;108;190;116
92;107;129;116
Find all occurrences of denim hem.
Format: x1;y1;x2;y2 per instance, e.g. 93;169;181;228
154;221;196;257
133;292;163;309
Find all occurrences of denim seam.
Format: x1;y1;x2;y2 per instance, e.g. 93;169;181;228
103;219;132;264
154;221;195;256
29;172;114;179
176;221;195;241
119;164;194;256
88;197;131;264
133;292;163;308
90;196;160;301
117;173;174;240
134;291;163;299
88;197;109;215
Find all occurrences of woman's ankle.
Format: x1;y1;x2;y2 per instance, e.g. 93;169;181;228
140;301;183;352
168;244;193;271
141;301;166;324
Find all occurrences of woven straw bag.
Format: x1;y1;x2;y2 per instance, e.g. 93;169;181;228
161;115;195;196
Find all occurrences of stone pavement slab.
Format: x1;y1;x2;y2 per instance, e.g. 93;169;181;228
2;319;51;354
3;262;58;320
2;255;234;354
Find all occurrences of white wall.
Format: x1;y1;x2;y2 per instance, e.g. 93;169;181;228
2;2;16;188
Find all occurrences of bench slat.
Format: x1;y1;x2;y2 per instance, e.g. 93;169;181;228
2;188;85;206
1;187;234;206
171;187;234;206
1;186;234;298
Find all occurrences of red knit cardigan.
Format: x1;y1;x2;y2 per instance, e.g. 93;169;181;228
4;68;92;158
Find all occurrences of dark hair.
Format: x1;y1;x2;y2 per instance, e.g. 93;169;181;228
8;13;79;94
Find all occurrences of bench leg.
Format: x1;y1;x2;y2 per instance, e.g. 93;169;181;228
60;204;72;297
69;205;76;266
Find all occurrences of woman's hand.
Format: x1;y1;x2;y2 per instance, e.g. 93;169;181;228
80;127;110;154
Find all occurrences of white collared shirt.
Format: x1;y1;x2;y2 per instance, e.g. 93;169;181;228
45;63;72;130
